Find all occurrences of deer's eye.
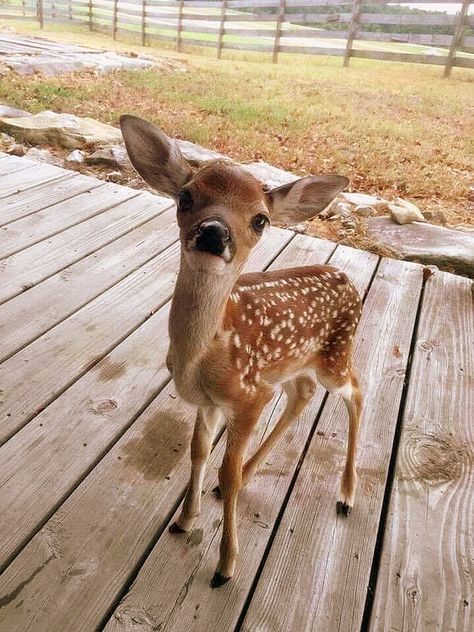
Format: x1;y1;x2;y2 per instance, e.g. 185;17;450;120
251;214;269;233
178;189;193;212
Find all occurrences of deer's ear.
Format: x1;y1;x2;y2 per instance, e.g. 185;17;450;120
265;175;348;223
120;115;192;199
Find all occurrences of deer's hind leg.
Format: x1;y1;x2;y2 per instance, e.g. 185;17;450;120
241;375;317;488
316;367;362;515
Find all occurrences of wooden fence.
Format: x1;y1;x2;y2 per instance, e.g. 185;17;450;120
2;0;473;76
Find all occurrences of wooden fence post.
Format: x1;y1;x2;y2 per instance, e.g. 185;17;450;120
37;0;44;28
443;0;471;77
176;0;184;52
141;0;146;46
344;0;362;67
272;0;286;63
217;0;228;59
112;0;118;40
69;0;72;21
88;0;93;31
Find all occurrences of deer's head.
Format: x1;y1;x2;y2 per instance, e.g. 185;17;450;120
120;116;348;277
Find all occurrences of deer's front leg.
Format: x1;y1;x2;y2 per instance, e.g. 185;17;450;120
211;402;267;588
171;406;222;533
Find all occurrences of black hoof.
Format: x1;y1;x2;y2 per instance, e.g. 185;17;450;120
210;571;231;588
212;485;222;500
336;501;352;516
169;521;186;534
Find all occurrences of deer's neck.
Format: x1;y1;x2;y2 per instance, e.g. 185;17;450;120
168;253;237;402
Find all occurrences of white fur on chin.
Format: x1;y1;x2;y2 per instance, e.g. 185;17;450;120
185;249;228;275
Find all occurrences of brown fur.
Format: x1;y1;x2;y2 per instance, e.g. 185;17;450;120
119;115;362;586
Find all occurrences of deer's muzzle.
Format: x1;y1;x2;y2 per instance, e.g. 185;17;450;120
192;219;234;262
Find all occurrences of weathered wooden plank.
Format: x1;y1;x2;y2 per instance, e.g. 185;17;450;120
0;155;36;177
0;228;291;586
0;191;168;305
444;0;471;77
241;258;424;632
0;183;137;258
0;172;102;227
359;13;459;26
344;0;361;67
101;244;378;632
0;163;69;199
0;206;177;363
0;232;335;631
351;49;448;66
0;239;180;447
370;271;473;632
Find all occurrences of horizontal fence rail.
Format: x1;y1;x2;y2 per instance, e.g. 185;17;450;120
1;0;473;75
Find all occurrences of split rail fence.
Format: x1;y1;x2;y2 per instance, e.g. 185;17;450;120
1;0;473;75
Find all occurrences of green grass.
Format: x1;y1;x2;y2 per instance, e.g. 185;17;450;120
1;20;473;227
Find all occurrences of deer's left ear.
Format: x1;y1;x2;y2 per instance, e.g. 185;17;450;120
265;175;348;223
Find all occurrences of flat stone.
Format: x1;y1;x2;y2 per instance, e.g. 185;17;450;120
0;104;30;118
242;162;298;188
175;139;225;165
366;217;474;277
341;192;385;207
0;111;123;149
86;145;132;169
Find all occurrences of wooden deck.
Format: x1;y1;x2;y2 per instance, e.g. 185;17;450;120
0;153;472;632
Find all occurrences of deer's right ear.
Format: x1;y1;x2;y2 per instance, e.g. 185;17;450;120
120;115;192;199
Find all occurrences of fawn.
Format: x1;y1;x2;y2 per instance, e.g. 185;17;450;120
120;115;363;588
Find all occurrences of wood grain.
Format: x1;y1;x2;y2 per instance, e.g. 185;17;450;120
370;271;474;632
0;182;136;258
0;240;180;445
0;191;167;304
240;258;424;632
0;205;177;362
0;229;292;630
101;244;377;632
0;172;102;227
0;163;68;199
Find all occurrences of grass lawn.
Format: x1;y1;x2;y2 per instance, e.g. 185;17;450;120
1;20;473;226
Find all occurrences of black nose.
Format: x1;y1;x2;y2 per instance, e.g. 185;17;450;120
195;220;230;256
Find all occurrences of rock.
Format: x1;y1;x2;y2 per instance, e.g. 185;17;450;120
422;210;448;225
175;139;225;165
6;143;26;157
0;110;123;149
86;145;132;169
366;217;474;277
0;132;16;147
66;149;85;163
242;162;298;188
354;205;376;218
105;170;123;183
388;200;425;225
341;192;385;207
0;104;30;118
24;147;65;167
320;200;352;220
287;223;307;234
